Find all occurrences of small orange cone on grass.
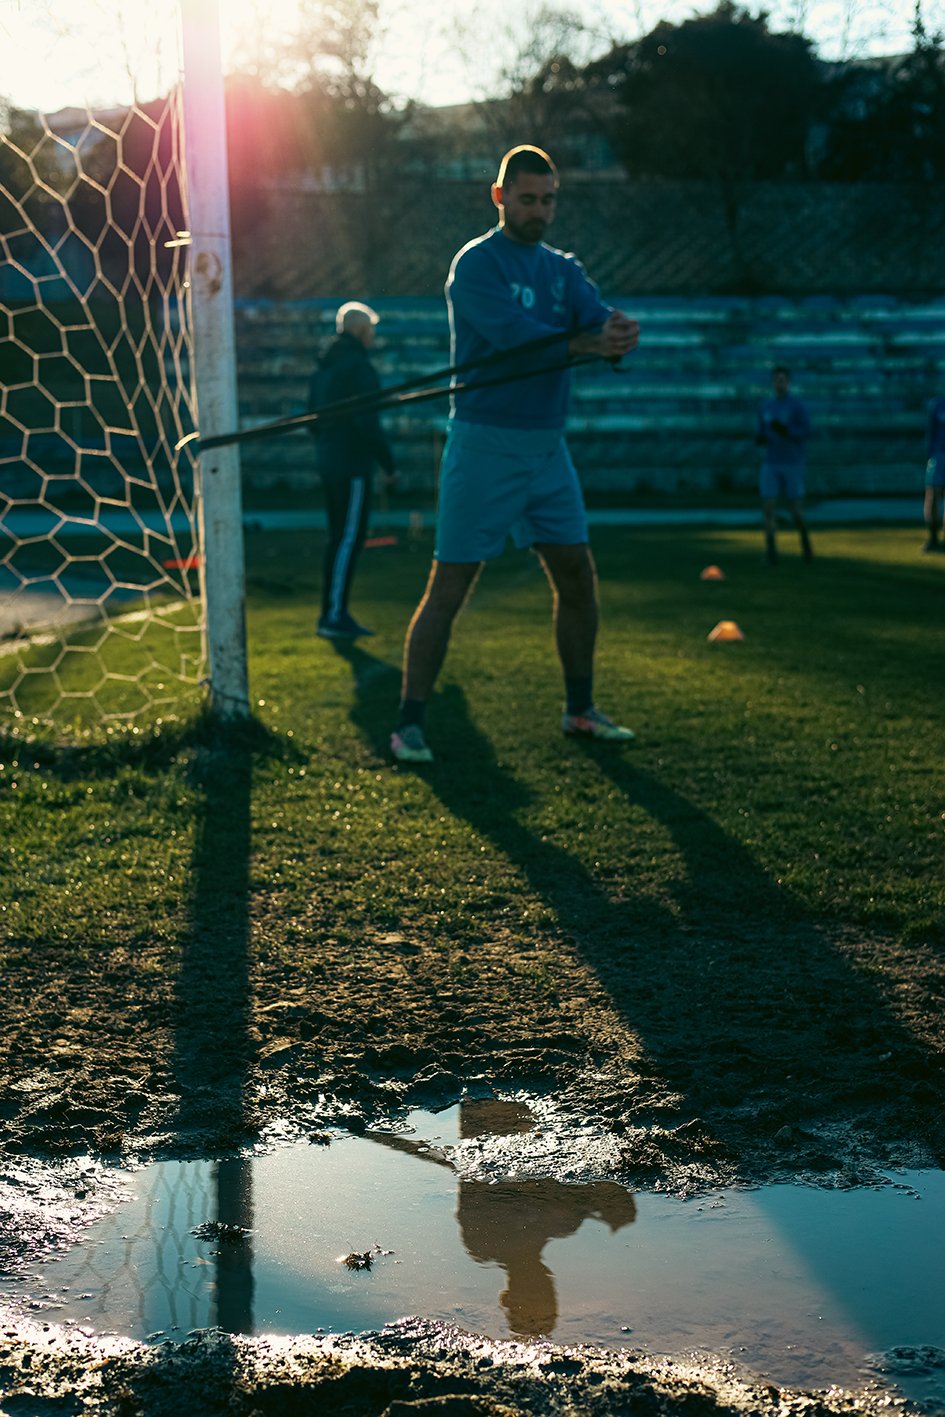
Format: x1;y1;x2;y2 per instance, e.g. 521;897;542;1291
708;620;745;642
700;564;725;581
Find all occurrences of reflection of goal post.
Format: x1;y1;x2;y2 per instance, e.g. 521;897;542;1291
0;0;248;735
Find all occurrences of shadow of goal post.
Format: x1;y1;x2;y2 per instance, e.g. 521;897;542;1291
181;0;249;720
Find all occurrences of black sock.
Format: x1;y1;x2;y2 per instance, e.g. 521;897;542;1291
397;698;427;730
565;676;593;716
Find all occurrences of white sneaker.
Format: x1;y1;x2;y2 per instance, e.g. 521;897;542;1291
390;724;434;764
562;706;635;743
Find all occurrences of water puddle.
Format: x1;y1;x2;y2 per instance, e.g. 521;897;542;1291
2;1101;944;1409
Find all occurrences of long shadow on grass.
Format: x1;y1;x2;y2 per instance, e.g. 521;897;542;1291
169;716;286;1336
331;638;403;752
171;722;256;1148
344;655;942;1170
571;743;943;1154
0;716;274;1333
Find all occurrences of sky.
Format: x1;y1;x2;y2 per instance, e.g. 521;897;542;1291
1;0;942;116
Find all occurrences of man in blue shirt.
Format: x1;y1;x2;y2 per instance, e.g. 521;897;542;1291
922;394;945;553
755;366;813;566
391;145;639;765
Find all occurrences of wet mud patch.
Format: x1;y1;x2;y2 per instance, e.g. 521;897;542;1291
1;1105;944;1414
1;910;943;1192
0;1318;932;1417
0;1155;131;1284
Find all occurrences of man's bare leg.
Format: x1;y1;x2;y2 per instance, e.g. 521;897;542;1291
763;497;778;564
536;542;598;688
400;559;482;707
537;541;634;740
789;499;813;560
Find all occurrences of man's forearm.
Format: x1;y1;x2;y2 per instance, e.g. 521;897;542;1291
567;327;605;357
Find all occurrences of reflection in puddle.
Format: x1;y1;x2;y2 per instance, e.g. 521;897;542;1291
460;1177;636;1340
2;1102;944;1410
365;1100;636;1340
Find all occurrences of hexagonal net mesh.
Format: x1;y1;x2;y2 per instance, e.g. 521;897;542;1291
1;75;206;741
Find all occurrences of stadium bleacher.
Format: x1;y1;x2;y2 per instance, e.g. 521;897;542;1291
233;294;944;498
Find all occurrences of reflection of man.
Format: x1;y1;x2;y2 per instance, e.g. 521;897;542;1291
457;1178;637;1340
366;1099;636;1341
755;365;813;566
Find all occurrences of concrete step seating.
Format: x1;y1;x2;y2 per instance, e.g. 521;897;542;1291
231;295;942;495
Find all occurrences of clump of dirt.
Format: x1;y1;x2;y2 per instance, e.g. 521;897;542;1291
191;1220;251;1244
0;1317;919;1417
340;1244;392;1271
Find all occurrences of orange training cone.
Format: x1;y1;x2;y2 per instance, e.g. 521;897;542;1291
708;620;745;642
700;564;725;581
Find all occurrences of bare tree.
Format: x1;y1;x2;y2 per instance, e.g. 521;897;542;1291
445;2;592;154
226;0;421;288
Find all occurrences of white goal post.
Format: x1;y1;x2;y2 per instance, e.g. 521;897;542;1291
180;0;249;721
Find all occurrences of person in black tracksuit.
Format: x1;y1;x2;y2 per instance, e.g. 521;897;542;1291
308;301;396;638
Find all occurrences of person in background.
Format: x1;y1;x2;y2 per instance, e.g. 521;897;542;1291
308;301;397;639
922;393;945;553
390;145;639;766
755;365;813;566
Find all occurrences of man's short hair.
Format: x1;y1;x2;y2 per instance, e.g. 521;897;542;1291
496;145;559;190
336;301;379;335
772;364;790;378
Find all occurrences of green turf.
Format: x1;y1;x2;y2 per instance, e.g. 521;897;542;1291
0;525;941;956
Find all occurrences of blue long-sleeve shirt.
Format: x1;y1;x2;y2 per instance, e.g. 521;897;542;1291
756;393;811;468
447;227;612;430
927;396;945;459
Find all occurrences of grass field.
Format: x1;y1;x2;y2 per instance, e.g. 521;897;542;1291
1;522;942;954
244;522;943;937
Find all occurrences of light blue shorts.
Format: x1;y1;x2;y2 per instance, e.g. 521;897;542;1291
760;462;805;500
926;457;945;489
435;420;588;563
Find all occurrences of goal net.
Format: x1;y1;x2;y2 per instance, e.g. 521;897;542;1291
0;8;215;742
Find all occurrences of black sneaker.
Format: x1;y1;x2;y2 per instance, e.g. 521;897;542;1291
317;612;375;639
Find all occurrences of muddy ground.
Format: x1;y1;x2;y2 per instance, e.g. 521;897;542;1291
1;871;944;1412
0;1316;930;1417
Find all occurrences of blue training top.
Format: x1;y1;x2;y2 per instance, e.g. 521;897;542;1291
928;396;945;459
446;226;612;430
756;393;811;468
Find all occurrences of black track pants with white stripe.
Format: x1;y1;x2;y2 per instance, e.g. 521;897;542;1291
321;473;372;620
